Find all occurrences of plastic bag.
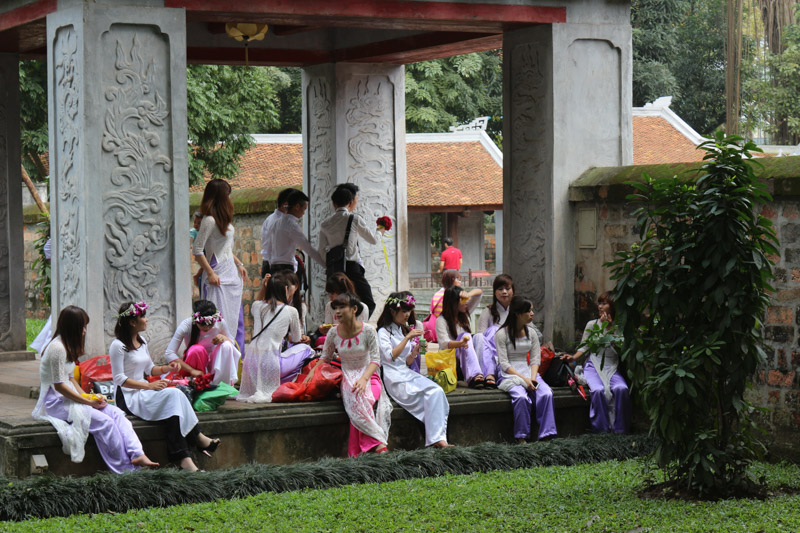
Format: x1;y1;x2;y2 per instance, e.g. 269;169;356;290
537;346;556;376
425;349;456;377
272;359;342;402
78;355;113;393
193;382;238;412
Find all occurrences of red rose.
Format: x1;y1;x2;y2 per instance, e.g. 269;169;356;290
377;216;392;231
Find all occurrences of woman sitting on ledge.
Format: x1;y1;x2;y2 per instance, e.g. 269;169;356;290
435;285;486;388
308;292;391;456
33;306;158;473
164;299;241;386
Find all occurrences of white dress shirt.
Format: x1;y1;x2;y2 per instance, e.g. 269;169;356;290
270;213;325;270
260;209;282;262
317;207;380;264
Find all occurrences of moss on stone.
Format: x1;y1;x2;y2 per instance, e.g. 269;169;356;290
189;186;296;216
570;156;800;202
23;204;49;224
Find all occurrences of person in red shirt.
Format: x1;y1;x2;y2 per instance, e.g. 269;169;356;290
438;237;463;273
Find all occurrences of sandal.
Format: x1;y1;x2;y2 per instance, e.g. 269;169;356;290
200;438;221;458
375;445;389;454
469;375;485;389
484;375;497;389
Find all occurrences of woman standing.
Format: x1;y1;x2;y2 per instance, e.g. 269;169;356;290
164;299;241;386
193;179;248;351
311;293;391;456
109;301;219;471
237;273;305;403
435;285;485;388
562;291;630;433
377;292;451;448
495;296;557;443
32;306;158;472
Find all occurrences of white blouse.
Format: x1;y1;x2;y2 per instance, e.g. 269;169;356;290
192;215;234;263
477;303;509;332
495;325;541;392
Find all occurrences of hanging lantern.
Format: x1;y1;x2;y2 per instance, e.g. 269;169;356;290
225;23;268;68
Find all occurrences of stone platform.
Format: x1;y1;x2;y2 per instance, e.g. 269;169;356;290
0;360;590;478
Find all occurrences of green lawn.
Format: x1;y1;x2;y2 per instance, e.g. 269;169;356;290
2;460;798;532
25;318;46;351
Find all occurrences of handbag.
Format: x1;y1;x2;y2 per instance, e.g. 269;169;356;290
425;348;456;377
325;214;354;278
433;368;457;393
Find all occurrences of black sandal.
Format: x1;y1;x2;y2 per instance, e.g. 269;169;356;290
469;376;485;389
484;375;497;389
200;438;221;457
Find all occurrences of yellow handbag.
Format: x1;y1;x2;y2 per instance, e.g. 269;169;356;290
425;348;456;377
433;368;457;393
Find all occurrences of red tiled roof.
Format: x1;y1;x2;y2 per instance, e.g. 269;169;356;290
633;115;705;165
189;143;303;193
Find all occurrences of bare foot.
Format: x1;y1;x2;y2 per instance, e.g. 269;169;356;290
131;454;159;468
197;433;212;449
432;440;453;448
179;457;199;471
516;438;527;445
374;444;389;454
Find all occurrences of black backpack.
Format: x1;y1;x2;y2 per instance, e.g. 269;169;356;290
325;214;354;278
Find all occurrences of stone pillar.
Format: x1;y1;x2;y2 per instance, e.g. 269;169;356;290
503;19;632;346
302;63;407;322
47;2;190;356
0;54;30;359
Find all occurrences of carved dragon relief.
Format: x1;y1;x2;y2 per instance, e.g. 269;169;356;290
101;33;174;354
510;43;548;313
344;76;397;306
54;27;84;310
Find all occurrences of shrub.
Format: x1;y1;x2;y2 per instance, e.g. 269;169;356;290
608;131;777;498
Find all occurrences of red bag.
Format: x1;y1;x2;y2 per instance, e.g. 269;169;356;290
271;359;343;402
78;355;113;393
536;346;557;376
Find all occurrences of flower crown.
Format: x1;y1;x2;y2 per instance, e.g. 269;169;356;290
193;311;222;326
386;294;416;308
116;301;149;319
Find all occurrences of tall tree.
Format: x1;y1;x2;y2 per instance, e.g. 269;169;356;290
19;60;48;181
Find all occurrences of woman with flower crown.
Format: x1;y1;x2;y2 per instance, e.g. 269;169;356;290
109;301;220;471
163;299;241;386
377;291;452;448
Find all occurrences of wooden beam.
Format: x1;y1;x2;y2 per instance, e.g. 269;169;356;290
0;0;56;33
170;0;565;32
187;46;331;66
335;32;502;64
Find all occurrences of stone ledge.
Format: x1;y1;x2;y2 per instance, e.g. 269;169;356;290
189;186;294;217
0;387;590;478
570;155;800;203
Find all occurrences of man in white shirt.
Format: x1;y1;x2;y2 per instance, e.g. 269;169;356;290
317;183;383;318
260;187;297;278
270;190;326;275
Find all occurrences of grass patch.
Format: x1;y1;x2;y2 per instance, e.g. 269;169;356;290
2;460;798;532
25;318;46;350
0;435;652;521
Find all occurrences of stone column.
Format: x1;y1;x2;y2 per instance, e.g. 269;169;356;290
302;63;407;322
503;18;632;346
0;54;30;360
47;2;190;356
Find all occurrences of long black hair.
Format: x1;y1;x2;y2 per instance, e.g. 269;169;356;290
52;305;89;363
114;301;146;351
264;272;292;310
376;291;418;335
489;273;514;325
188;299;218;349
441;286;471;339
500;296;533;349
284;271;304;327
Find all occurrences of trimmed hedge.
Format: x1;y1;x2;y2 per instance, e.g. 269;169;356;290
0;434;654;521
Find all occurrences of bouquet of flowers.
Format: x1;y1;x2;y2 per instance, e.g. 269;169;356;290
376;216;392;231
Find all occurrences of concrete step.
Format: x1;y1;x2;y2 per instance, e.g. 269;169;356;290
0;360;41;400
0;351;36;363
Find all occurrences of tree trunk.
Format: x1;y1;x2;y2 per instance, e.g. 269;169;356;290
21;165;48;215
726;0;744;135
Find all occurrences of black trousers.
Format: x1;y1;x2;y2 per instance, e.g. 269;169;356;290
346;261;376;318
270;263;295;275
117;388;199;463
261;260;271;279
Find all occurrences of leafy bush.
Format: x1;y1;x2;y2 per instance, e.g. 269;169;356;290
0;435;653;521
609;132;777;498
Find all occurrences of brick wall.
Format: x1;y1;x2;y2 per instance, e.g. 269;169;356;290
572;191;800;459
